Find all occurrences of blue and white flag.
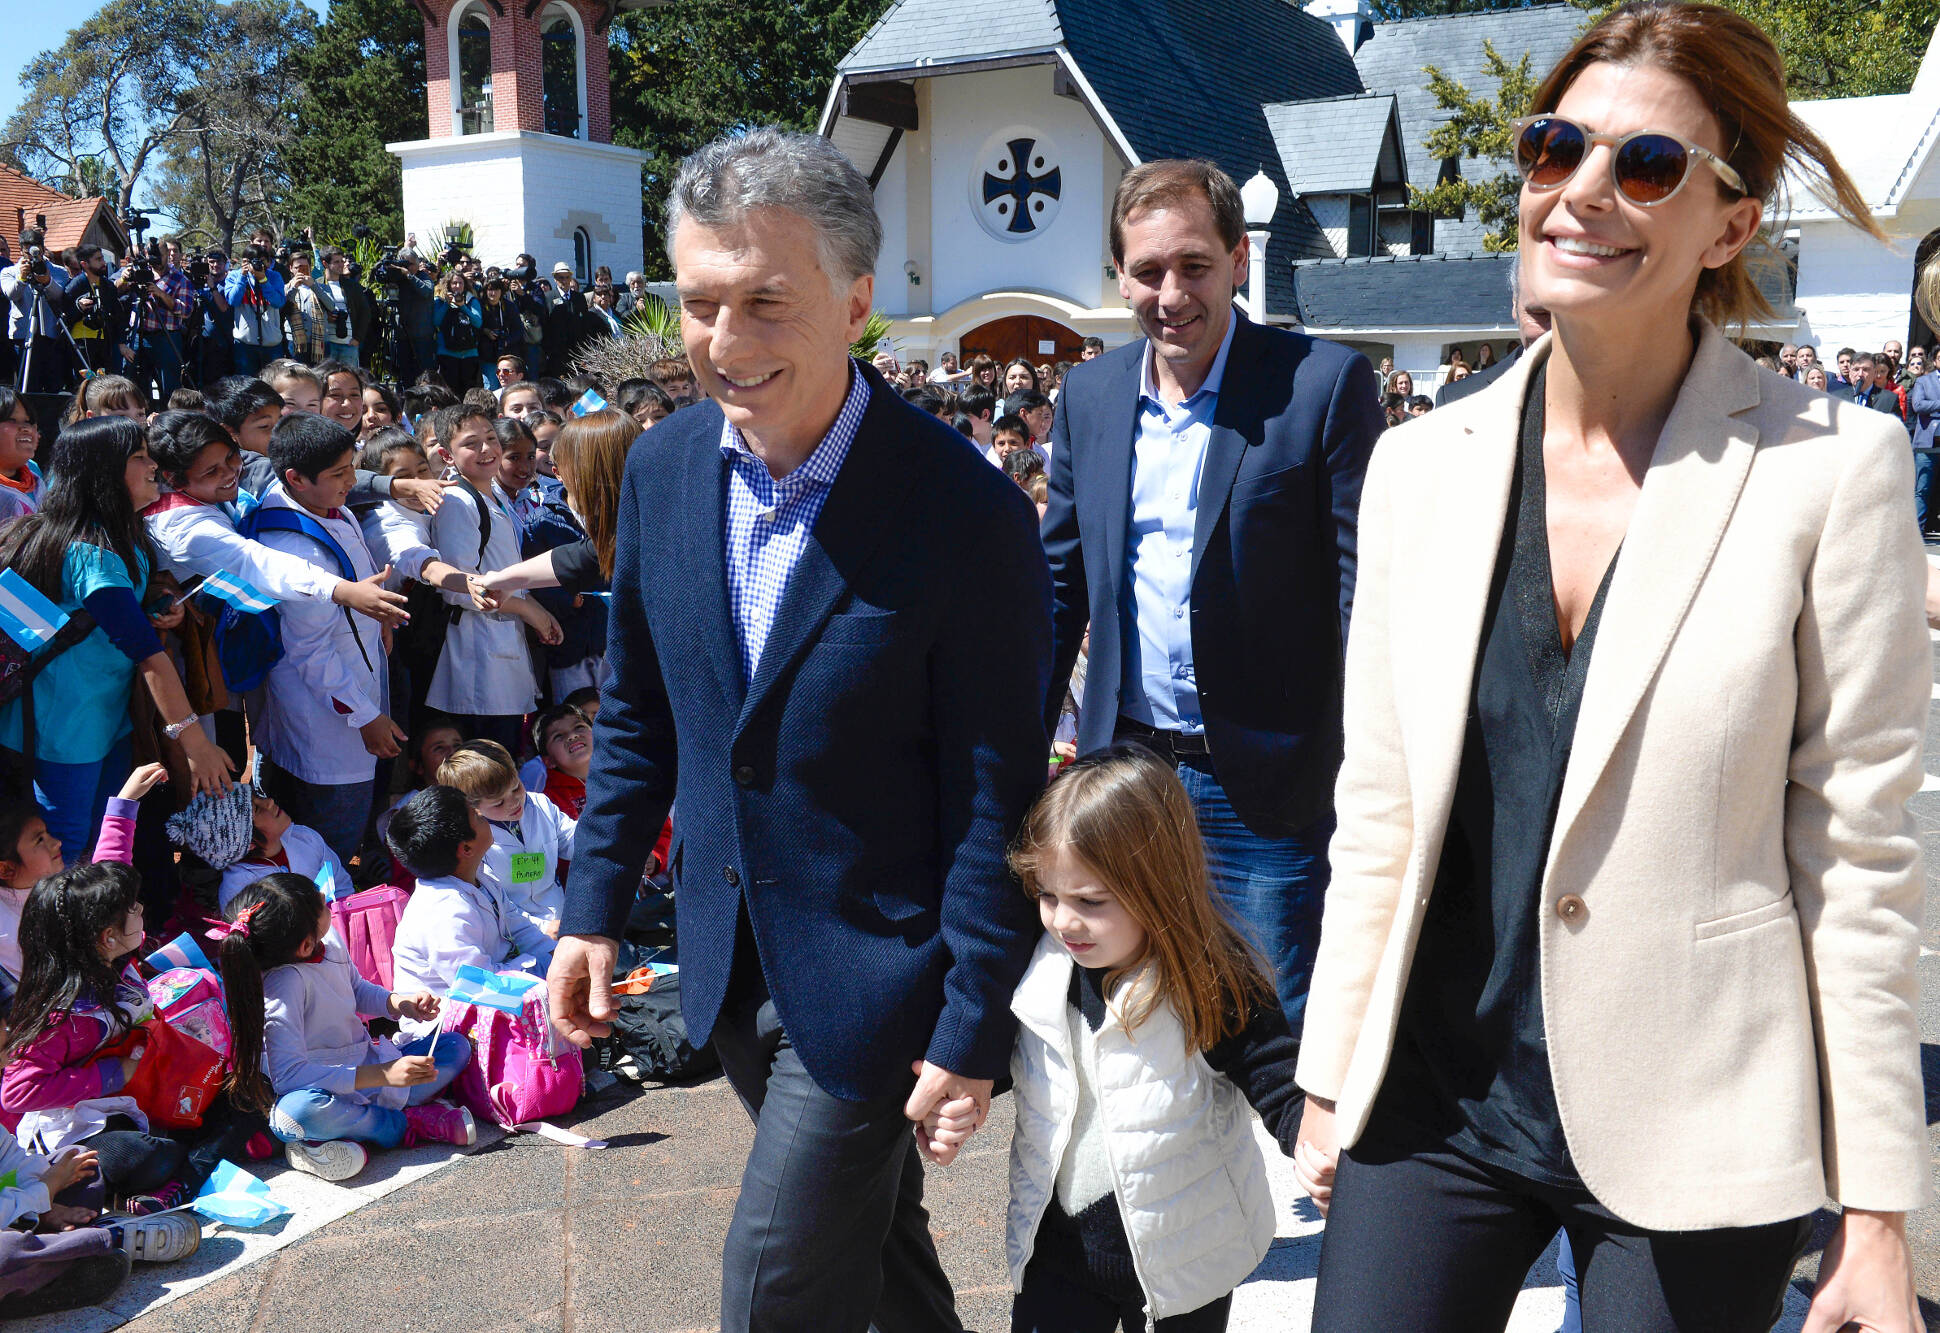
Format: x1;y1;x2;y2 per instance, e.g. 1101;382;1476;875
199;570;279;614
447;964;542;1015
0;568;68;651
314;860;349;903
570;389;609;418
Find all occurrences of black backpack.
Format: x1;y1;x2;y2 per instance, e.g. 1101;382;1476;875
604;974;720;1084
441;302;478;353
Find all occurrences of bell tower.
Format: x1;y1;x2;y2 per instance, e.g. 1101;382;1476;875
388;0;647;281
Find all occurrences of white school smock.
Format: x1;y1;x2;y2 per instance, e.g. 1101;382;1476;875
143;492;342;600
251;485;389;786
261;936;407;1110
219;822;352;911
483;792;576;936
357;499;439;588
389;874;551;1041
426;479;537;717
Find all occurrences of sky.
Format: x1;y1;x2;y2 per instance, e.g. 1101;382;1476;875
0;0;333;152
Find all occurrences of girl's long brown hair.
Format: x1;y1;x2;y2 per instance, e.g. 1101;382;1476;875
1011;745;1273;1053
1530;1;1879;330
551;408;637;580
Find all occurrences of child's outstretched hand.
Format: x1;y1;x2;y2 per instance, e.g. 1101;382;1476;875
388;992;441;1023
117;763;170;802
382;1055;438;1087
915;1093;983;1167
43;1147;98;1196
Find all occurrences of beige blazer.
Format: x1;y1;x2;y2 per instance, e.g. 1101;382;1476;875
1296;323;1933;1231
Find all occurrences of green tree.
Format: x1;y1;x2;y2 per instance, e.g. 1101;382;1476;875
609;0;892;278
1;0;212;217
280;0;428;245
1408;41;1538;253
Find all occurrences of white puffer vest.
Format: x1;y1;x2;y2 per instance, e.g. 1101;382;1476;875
1005;935;1275;1320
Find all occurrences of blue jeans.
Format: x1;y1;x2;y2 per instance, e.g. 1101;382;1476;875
32;736;132;857
258;758;375;865
1916;447;1935;530
1174;759;1333;1036
1558;1231;1582;1333
268;1032;470;1149
232;341;285;376
324;342;360;369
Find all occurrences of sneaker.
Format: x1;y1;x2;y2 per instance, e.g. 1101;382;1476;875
123;1180;193;1216
106;1210;202;1263
244;1132;277;1161
403;1102;476;1148
284;1139;368;1183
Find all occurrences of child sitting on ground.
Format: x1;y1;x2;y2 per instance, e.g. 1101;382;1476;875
0;1122;137;1317
926;746;1302;1333
216;872;473;1185
531;704;592;819
437;742;574;942
0;764;169;979
0;862;253;1247
167;781;352;912
375;722;464;850
385;786;553;1047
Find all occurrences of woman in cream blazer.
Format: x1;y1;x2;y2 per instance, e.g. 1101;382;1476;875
1294;5;1930;1331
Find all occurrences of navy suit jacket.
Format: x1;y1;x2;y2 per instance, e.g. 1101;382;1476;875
1042;312;1381;838
562;363;1052;1101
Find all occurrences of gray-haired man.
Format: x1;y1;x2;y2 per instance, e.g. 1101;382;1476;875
550;127;1051;1332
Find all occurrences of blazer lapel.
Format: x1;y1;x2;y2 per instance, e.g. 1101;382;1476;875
1094;348;1143;605
1190;315;1267;586
733;375;915;735
1548;323;1762;856
689;430;744;718
1399;343;1529;830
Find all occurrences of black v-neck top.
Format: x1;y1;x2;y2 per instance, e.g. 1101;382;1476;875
1372;363;1620;1186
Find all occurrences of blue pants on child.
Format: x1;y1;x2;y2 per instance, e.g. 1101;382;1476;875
268;1033;470;1150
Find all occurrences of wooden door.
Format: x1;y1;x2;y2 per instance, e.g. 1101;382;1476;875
958;315;1083;368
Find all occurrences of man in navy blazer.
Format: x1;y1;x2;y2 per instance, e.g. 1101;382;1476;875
550;130;1051;1332
1042;160;1381;1035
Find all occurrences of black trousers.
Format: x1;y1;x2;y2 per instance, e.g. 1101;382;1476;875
1312;1135;1813;1333
1011;1253;1232;1332
710;984;960;1333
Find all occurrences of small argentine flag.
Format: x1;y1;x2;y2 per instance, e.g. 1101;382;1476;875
447;964;542;1015
200;570;279;614
146;931;214;974
0;568;69;651
314;860;349;903
570;389;609;418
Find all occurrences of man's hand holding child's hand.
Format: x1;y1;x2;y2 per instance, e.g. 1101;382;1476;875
916;1093;983;1167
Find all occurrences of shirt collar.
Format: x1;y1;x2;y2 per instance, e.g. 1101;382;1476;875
720;360;871;490
1139;310;1239;412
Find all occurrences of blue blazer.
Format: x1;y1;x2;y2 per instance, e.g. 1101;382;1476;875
1042;312;1381;838
562;364;1053;1100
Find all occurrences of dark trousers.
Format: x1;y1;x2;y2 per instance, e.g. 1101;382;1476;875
1311;1136;1813;1333
1011;1254;1231;1332
451;713;526;760
710;984;960;1333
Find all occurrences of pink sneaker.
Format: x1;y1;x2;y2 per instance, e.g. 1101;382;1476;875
403;1102;476;1148
245;1132;277;1161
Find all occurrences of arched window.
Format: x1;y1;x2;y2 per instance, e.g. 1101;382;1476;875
573;228;592;284
450;2;494;136
540;5;587;139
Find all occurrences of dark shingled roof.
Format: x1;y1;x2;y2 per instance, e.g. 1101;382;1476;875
841;0;1062;72
1353;3;1585;190
1264;93;1401;194
1289;253;1518;329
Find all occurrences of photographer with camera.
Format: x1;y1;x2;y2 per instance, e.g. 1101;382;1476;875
128;235;194;401
476;275;524;389
319;246;368;367
373;243;437;387
224;239;287;374
191;249;233;387
1;227;68;393
63;244;132;377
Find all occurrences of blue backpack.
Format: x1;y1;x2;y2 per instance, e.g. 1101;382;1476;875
211;506;368;693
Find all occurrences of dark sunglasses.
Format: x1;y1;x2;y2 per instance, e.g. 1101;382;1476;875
1511;115;1746;207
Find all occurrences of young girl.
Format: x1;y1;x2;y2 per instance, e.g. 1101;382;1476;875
0;863;234;1250
208;790;352;911
61;375;146;427
951;745;1302;1333
0;387;43;528
217;873;474;1184
0;764;170;979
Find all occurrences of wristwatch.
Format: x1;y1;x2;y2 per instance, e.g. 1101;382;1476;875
163;713;200;742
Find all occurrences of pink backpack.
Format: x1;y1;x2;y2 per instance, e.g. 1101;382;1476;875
146;968;232;1060
445;986;584;1129
330;885;409;991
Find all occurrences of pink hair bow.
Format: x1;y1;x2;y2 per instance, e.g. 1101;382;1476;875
205;903;265;941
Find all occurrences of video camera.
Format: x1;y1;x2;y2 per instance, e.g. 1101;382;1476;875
374;244;423;285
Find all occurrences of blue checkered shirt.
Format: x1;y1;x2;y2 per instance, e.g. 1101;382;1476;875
721;363;871;683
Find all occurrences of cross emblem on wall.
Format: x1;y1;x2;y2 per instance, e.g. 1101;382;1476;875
982;138;1062;235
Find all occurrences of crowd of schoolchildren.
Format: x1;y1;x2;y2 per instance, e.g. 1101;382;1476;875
0;347;668;1317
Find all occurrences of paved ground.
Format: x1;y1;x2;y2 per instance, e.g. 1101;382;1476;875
78;593;1940;1332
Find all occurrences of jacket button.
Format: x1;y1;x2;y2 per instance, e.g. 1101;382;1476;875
1556;894;1586;922
733;765;755;787
724;866;740;887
